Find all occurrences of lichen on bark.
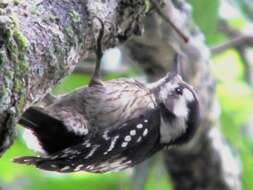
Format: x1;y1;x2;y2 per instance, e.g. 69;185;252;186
0;11;29;155
4;15;29;114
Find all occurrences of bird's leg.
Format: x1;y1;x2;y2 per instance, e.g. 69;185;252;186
89;17;105;87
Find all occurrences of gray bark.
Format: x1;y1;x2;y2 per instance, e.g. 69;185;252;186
0;0;146;156
121;0;242;189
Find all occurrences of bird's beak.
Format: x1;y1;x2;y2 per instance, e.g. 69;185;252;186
172;53;181;76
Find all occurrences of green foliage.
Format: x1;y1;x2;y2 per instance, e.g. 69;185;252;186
234;0;253;20
0;139;129;190
187;0;221;44
213;49;253;190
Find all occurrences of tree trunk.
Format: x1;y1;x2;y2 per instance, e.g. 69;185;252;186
122;0;242;189
0;0;146;156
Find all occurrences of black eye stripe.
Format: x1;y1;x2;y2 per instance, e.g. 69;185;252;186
175;87;183;95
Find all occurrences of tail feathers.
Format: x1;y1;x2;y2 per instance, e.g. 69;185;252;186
14;108;162;173
18;107;83;154
13;156;84;173
18;107;61;130
13;156;43;165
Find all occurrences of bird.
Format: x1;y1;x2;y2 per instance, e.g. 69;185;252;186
13;18;200;173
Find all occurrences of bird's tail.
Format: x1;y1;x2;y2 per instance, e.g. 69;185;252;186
18;107;83;154
19;107;57;130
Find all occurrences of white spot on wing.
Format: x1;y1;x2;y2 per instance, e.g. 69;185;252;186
85;145;99;159
121;142;128;147
103;130;110;140
144;120;148;123
63;148;74;154
23;158;33;163
130;130;136;136
86;165;95;170
137;137;142;142
51;164;57;168
61;166;70;171
124;135;131;142
74;164;84;172
60;154;69;158
82;140;90;146
106;135;119;153
51;155;59;159
143;129;148;136
137;124;143;129
85;143;91;148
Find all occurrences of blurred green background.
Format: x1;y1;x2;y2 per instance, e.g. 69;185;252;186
2;0;253;189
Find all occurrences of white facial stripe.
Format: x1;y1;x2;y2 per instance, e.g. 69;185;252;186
160;115;187;143
173;96;189;119
183;89;194;102
173;88;194;118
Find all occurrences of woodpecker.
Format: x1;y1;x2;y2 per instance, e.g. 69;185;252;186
14;18;200;173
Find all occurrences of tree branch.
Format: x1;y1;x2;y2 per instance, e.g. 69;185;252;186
213;20;253;85
210;35;253;54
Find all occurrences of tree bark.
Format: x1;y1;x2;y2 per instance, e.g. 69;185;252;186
122;0;242;189
0;0;146;156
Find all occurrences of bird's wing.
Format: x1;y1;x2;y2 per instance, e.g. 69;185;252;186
14;108;162;173
18;107;84;154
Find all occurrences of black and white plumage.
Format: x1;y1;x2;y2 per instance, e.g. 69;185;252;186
14;19;200;173
14;71;199;173
16;108;162;173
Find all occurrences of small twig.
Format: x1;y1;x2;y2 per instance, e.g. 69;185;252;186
212;20;253;86
210;35;253;54
149;0;189;43
211;20;253;54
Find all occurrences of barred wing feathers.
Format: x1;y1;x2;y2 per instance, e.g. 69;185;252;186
14;109;162;173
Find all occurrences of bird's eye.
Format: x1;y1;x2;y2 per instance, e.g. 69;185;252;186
175;87;183;95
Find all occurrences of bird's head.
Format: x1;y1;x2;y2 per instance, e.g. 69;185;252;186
149;55;200;145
